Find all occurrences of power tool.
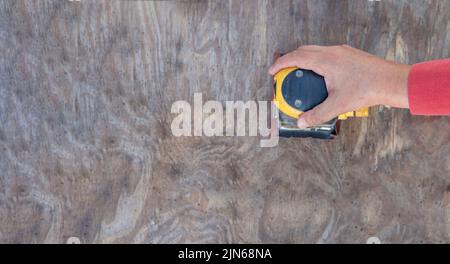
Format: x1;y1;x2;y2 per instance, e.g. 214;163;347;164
272;60;369;139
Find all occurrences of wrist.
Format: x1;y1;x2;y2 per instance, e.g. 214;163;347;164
379;63;411;108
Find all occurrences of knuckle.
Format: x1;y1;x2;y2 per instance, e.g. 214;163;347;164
296;50;309;60
323;48;343;64
282;52;295;61
329;44;345;52
275;57;284;65
275;57;287;66
299;45;318;50
323;53;338;67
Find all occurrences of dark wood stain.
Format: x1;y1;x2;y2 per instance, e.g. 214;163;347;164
0;0;449;243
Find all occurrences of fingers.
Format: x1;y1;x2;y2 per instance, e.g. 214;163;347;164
299;45;326;51
268;46;325;75
268;52;299;75
297;96;340;128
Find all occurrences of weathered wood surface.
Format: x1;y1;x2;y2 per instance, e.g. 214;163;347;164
0;0;449;243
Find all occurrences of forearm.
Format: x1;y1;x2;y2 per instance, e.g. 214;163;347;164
376;62;411;109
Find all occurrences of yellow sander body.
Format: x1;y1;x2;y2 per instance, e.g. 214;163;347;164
273;66;368;139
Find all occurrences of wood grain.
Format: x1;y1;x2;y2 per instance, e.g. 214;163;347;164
0;0;449;243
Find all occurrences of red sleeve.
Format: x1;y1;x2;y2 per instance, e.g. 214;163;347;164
408;59;450;115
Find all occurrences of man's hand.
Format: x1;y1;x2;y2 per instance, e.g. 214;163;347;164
268;45;411;128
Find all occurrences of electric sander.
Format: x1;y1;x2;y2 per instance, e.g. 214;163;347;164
272;57;369;139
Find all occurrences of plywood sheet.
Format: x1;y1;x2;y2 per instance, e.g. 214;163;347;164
0;0;449;243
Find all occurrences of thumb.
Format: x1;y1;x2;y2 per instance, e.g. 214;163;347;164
297;97;339;128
